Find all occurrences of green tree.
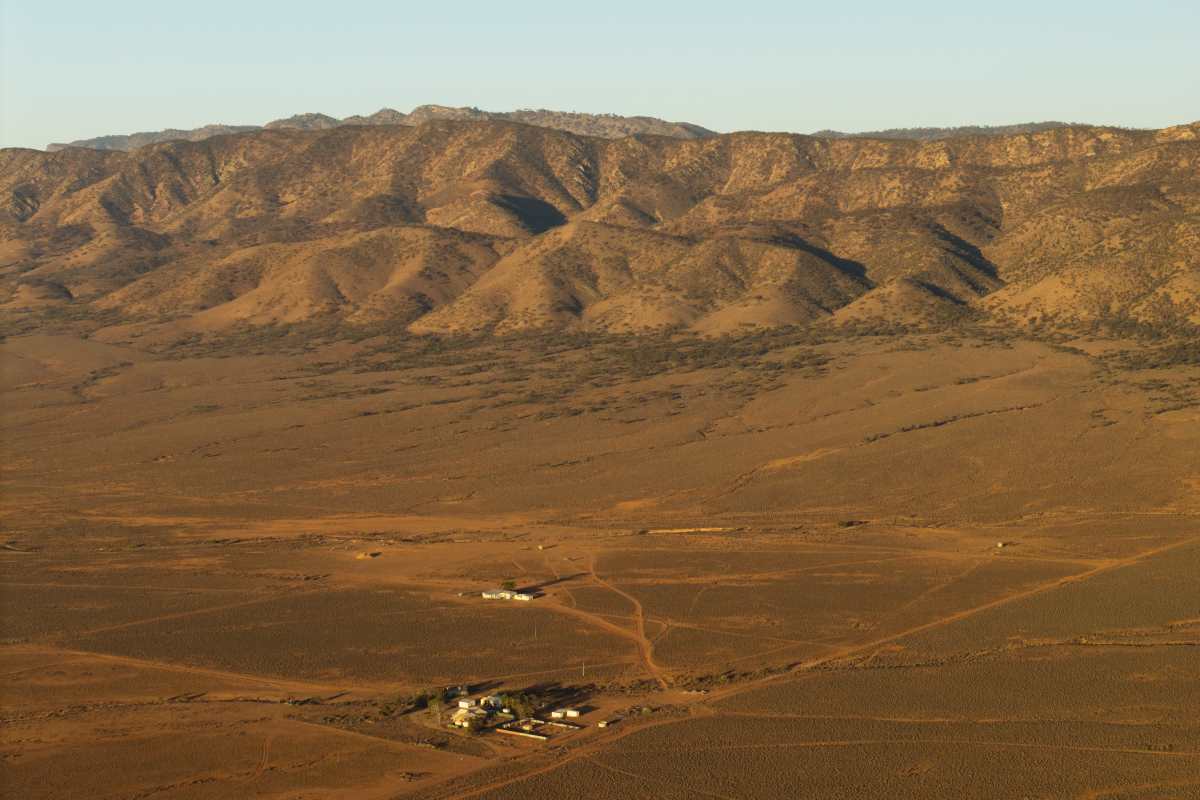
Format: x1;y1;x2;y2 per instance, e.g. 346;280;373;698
501;692;536;719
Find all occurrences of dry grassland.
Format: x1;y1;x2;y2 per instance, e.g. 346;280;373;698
3;327;1199;798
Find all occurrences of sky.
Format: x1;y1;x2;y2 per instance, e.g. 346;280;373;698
2;0;1198;149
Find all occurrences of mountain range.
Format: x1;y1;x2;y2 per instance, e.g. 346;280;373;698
6;117;1199;337
45;105;718;152
44;106;1104;154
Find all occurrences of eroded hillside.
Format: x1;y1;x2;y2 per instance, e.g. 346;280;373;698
3;120;1200;338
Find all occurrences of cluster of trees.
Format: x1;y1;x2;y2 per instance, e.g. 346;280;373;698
494;692;537;719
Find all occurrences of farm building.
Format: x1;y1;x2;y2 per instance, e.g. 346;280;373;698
481;589;535;602
451;708;487;729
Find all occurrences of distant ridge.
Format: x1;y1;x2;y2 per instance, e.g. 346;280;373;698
47;124;263;152
45;104;718;151
812;122;1093;140
46;111;1128;153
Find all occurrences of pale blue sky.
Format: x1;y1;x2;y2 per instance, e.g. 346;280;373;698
2;0;1197;149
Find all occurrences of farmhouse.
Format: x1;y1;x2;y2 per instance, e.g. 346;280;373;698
450;707;488;729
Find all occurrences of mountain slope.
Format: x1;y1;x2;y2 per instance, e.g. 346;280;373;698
6;119;1200;336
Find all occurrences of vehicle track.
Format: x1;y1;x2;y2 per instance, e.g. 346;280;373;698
433;534;1200;799
1078;777;1200;799
613;738;1200;758
64;587;326;638
41;646;358;694
586;552;669;689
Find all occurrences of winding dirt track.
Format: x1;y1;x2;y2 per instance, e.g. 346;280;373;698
775;533;1200;677
585;552;669;689
15;533;1194;799
442;533;1200;800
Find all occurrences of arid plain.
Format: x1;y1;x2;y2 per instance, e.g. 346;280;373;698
3;117;1200;798
4;324;1199;798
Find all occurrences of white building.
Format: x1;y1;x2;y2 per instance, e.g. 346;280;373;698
482;589;535;602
